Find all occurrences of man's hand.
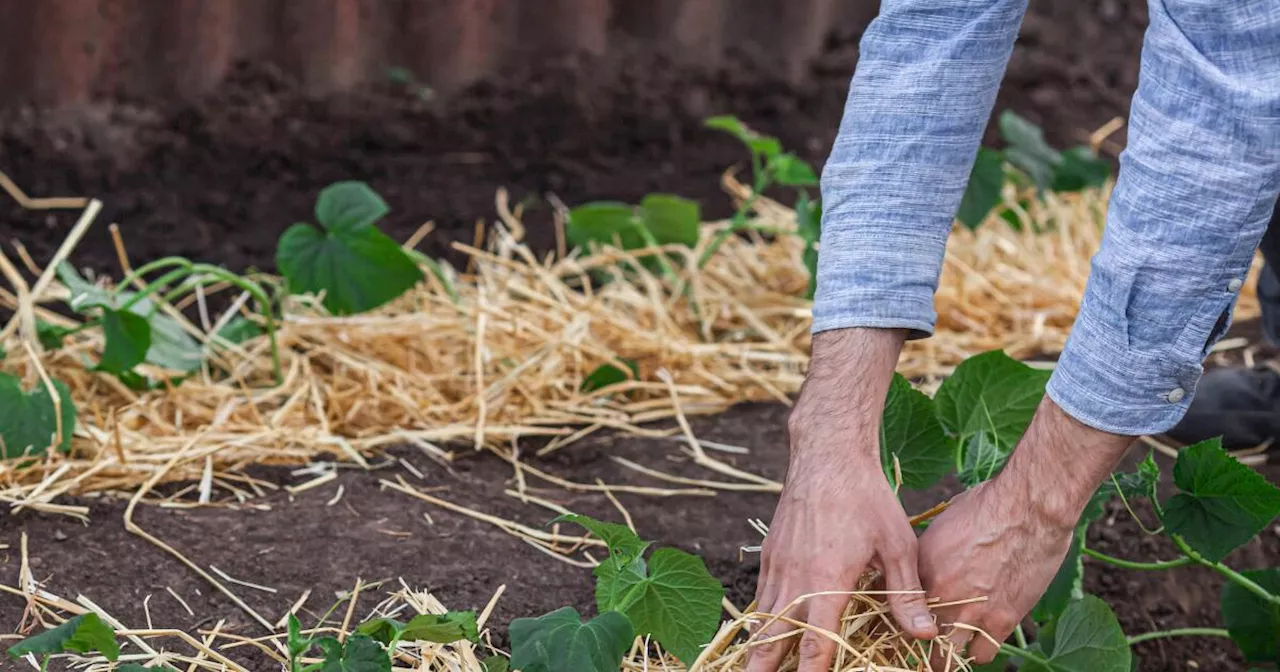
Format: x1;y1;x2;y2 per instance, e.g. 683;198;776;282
919;398;1133;664
748;329;938;672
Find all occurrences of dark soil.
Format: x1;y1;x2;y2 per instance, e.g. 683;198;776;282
2;403;1275;671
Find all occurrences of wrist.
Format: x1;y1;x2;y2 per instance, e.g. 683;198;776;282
992;397;1134;530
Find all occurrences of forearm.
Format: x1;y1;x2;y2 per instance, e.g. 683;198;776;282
814;0;1029;337
789;328;906;464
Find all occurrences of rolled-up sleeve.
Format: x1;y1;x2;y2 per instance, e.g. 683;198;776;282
813;0;1029;337
1046;0;1280;436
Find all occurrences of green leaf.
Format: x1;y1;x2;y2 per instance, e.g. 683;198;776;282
767;153;819;187
999;110;1061;190
1021;596;1131;672
957;148;1006;230
957;430;1009;487
509;607;634;672
1163;438;1280;562
277;223;424;316
1100;452;1160;502
287;613;310;659
795;193;821;301
640;194;701;248
596;547;724;665
0;372;76;458
96;308;151;374
1032;527;1085;624
57;264;202;373
1051;147;1111;192
970;653;1012;671
934;350;1050;454
704;115;780;157
315;635;390;672
581;359;639;392
480;656;510;672
566;203;637;250
36;321;71;351
403;612;479;644
315;182;389;234
1222;568;1280;664
880;374;954;490
553;513;649;559
7;613;120;661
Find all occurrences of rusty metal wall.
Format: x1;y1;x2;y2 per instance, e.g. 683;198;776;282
0;0;878;108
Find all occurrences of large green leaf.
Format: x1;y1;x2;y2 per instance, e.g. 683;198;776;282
596;547;723;665
934;350;1049;454
58;264;202;373
957;148;1006;230
999;111;1061;190
314;181;390;234
1021;596;1130;672
7;613;120;661
1032;528;1085;624
1163;438;1280;562
480;656;510;672
1051;147;1111;192
580;359;639;392
957;430;1008;487
566;203;636;250
315;635;390;672
96;308;151;374
880;374;954;490
767;153;819;187
509;607;634;672
0;372;76;458
277;224;424;316
555;514;649;559
1221;568;1280;664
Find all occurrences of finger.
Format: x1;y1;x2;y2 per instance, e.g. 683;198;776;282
794;594;848;672
968;610;1019;665
879;535;938;640
745;597;805;672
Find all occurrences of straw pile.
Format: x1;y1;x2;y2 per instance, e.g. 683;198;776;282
0;169;1264;517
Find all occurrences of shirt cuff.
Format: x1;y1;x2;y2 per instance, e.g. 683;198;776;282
1046;299;1202;436
810;288;938;340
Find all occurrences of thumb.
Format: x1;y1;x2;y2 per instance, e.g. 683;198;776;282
880;538;938;640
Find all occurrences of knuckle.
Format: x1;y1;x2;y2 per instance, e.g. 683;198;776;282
798;634;831;661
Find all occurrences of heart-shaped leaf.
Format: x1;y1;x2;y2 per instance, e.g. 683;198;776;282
315;182;390;234
480;656;509;672
1163;438;1280;562
999;111;1061;190
957;148;1005;230
934;350;1049;456
96;308;151;374
957;430;1008;487
1032;528;1085;624
1051;147;1111;192
555;514;649;559
880;374;954;490
595;547;723;665
639;194;700;248
509;607;634;672
7;613;119;661
0;372;76;458
1221;568;1280;664
1021;596;1130;672
278;224;424;316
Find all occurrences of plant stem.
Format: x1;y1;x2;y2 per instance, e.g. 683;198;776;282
999;643;1045;664
1081;547;1192;571
1127;628;1231;645
1014;624;1028;649
1172;535;1280;605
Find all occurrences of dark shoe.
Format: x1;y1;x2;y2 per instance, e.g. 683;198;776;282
1167;366;1280;450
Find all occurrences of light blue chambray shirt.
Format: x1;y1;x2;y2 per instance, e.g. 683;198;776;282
814;0;1280;436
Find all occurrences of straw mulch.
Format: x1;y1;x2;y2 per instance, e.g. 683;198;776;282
0;170;1264;519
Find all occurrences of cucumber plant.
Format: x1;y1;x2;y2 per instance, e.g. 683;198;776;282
880;350;1280;670
6;612;173;671
508;514;725;671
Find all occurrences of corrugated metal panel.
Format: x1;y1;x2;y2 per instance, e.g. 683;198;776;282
0;0;878;107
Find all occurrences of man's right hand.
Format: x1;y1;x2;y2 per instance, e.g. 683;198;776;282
747;329;938;672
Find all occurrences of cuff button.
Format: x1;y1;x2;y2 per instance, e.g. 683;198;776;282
1167;387;1187;403
1228;278;1243;292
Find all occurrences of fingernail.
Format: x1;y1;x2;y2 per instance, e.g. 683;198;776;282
913;614;934;631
